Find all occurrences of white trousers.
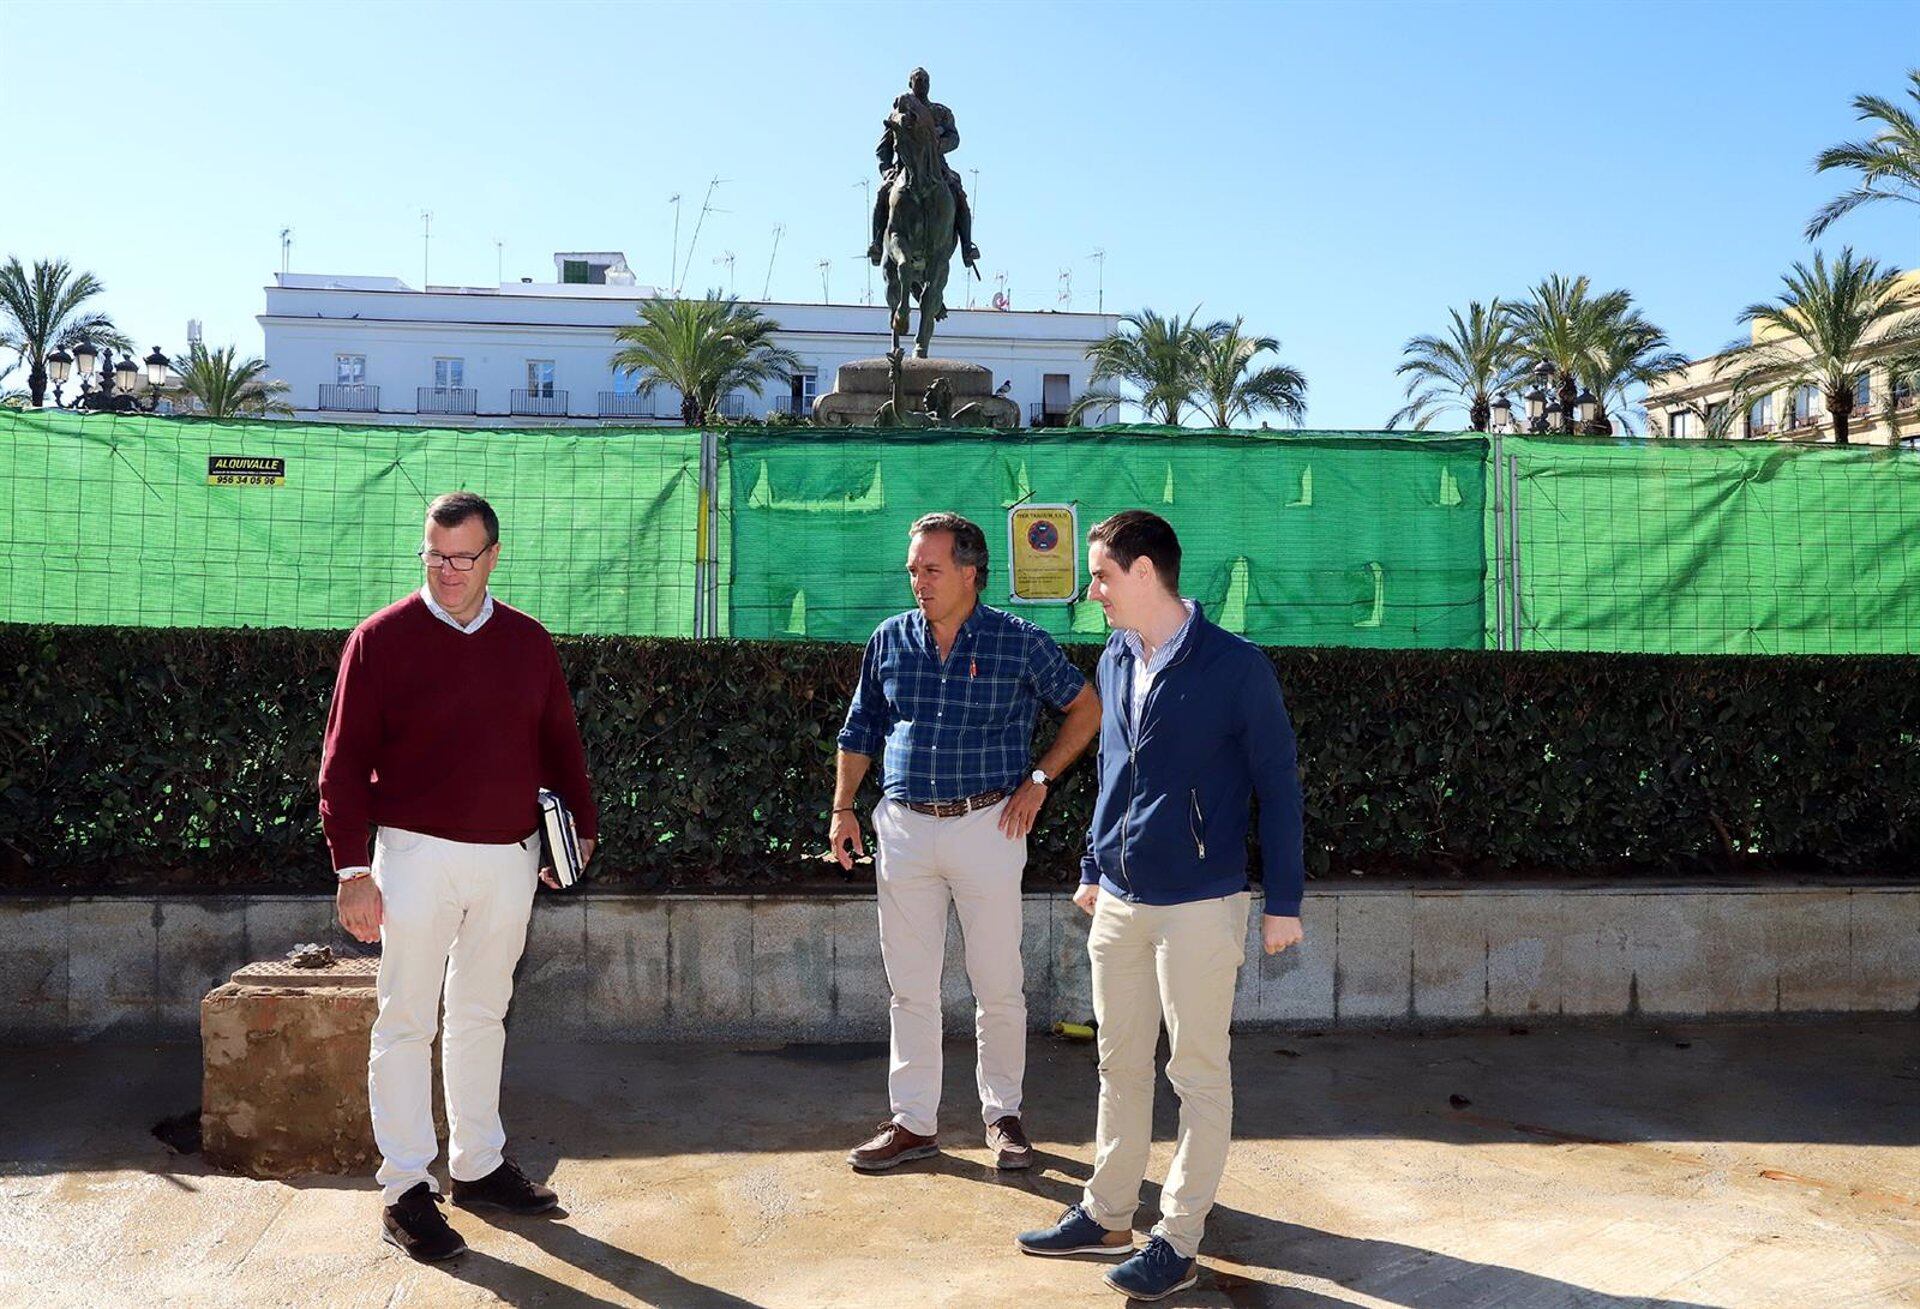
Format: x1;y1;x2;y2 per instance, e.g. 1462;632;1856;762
369;826;538;1204
872;797;1028;1137
1082;889;1252;1260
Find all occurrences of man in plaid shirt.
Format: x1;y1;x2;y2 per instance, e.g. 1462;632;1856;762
831;512;1101;1173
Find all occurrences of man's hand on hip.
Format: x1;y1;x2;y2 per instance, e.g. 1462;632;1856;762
1072;882;1100;916
997;779;1046;839
828;809;866;870
337;876;382;943
1263;914;1304;955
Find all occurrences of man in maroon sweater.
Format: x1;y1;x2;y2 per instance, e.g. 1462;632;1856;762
322;491;598;1263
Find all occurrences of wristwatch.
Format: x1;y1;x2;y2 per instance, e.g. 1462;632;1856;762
1030;768;1051;787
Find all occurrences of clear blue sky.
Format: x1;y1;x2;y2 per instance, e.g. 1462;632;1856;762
2;0;1914;427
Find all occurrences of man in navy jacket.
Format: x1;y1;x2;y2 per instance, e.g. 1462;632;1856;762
1016;510;1304;1302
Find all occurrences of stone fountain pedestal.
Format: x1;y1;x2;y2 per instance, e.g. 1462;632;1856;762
811;356;1020;429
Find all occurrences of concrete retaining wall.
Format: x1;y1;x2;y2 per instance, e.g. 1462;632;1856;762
2;884;1914;1041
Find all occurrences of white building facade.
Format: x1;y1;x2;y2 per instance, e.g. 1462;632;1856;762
259;252;1120;427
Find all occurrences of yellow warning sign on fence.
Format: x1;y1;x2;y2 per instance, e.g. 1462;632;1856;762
1007;503;1078;603
207;456;285;486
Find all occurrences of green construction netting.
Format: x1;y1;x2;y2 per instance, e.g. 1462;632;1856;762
5;410;1917;653
721;427;1491;647
1504;434;1920;654
0;409;702;634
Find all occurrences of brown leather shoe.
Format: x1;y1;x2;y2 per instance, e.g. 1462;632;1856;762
986;1115;1033;1170
848;1121;939;1172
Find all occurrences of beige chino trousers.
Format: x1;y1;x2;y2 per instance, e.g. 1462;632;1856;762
1082;888;1252;1259
872;797;1028;1137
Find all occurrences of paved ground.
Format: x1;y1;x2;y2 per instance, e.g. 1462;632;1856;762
3;1017;1916;1308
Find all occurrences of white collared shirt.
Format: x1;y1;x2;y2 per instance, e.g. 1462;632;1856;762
419;584;495;634
1122;599;1197;730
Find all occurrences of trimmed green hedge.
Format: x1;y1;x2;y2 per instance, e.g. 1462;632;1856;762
2;625;1916;892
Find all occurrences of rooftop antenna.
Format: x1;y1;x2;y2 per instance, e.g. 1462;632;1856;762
278;227;292;277
1057;267;1073;310
817;257;832;304
713;249;736;296
677;177;728;294
495;238;504;284
1088;248;1106;314
992;270;1009;311
856;178;873;305
667;194;682;293
967;169;981;308
420;210;433;288
763;224;785;299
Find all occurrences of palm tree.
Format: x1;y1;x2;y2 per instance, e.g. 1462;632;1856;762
1070;308;1219;426
609;292;800;426
1713;248;1920;445
1503;275;1632;429
1187;318;1306;428
0;257;129;407
1388;300;1525;431
167;342;293;418
1576;311;1689;435
1806;68;1920;241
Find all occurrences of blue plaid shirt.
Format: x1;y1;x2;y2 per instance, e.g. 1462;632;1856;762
840;603;1087;803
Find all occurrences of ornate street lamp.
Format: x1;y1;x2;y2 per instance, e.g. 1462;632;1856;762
1572;387;1600;431
1489;393;1513;433
44;343;170;412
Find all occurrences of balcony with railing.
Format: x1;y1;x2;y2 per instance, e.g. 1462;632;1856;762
318;384;379;412
597;392;655;419
1029;402;1072;428
770;395;814;418
510;389;570;417
417;387;477;415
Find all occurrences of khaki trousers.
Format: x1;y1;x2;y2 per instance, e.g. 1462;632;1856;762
1081;889;1252;1259
872;797;1028;1137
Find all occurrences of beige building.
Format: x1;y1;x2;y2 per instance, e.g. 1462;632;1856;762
1644;270;1919;446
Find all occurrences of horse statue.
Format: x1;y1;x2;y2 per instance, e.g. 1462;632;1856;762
878;92;958;359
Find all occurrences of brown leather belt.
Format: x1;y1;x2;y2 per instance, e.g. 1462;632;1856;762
900;788;1010;818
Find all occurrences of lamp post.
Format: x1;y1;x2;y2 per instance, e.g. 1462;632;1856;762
43;343;169;412
1489;392;1514;433
1522;359;1603;434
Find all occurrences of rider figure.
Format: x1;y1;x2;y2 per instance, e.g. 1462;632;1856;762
868;67;981;271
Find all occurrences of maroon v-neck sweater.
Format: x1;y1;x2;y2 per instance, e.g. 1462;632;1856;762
318;593;598;871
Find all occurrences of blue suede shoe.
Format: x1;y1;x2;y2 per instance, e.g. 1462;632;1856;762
1104;1235;1198;1300
1015;1203;1135;1257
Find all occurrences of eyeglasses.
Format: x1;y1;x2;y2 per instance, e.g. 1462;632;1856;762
418;548;491;572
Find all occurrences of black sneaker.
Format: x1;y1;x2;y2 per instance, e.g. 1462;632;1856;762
450;1157;559;1215
382;1182;467;1262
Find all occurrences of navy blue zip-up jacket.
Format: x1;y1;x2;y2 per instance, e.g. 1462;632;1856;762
1079;604;1305;916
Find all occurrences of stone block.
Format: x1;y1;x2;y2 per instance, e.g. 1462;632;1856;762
1333;891;1413;1021
584;897;669;1037
70;897;158;1037
200;959;444;1179
1761;890;1853;1012
0;899;68;1036
1482;894;1558;1017
832;898;890;1035
1409;893;1486;1019
157;899;250;1031
667;898;752;1033
1021;895;1054;1027
1625;892;1771;1016
1847;889;1920;1012
243;896;346;964
513;895;587;1038
750;899;835;1030
1052;895;1095;1025
1254;894;1336;1024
